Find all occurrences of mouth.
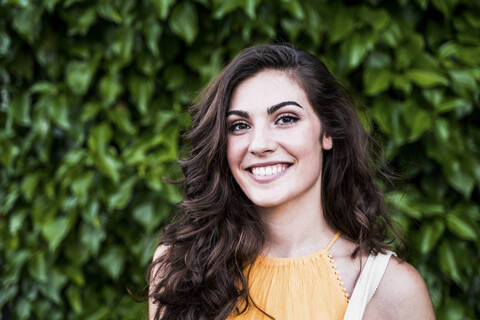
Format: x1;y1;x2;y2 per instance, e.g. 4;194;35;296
245;163;293;183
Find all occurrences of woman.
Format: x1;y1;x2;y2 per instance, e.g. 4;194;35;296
147;44;435;320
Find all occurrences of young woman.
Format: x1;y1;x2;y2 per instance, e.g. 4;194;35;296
147;44;435;320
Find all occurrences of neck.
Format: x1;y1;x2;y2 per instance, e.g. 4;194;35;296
257;180;336;258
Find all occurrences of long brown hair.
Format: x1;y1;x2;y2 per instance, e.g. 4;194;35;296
147;43;398;320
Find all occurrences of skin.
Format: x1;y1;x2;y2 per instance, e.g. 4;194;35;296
225;69;436;319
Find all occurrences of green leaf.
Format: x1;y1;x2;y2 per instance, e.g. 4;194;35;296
65;60;97;95
214;0;244;19
107;176;136;210
133;202;163;232
328;6;355;43
152;0;176;20
39;267;68;304
163;64;185;90
401;101;432;142
63;6;97;36
419;220;445;254
9;209;27;236
94;151;122;183
438;298;465;320
142;19;162;56
432;0;454;18
29;81;58;95
435;98;470;113
446;214;477;241
99;247;126;280
98;73;123;106
444;160;475;199
48;94;70;130
12;5;43;43
10;92;31;126
28;251;48;282
363;68;391;95
405;69;449;88
88;123;112;154
71;171;95;203
107;105;137;134
341;32;376;69
128;75;154;114
358;7;390;31
20;172;41;201
392;75;412;93
169;2;198;44
386;191;422;218
63;265;85;286
80;223;106;256
438;239;461;283
107;27;134;68
41;217;70;251
66;285;83;314
97;0;122;23
280;0;305;20
14;297;32;320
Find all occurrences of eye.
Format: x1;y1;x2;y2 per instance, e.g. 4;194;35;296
228;121;250;132
275;114;299;126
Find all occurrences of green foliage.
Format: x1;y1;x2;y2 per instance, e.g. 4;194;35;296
0;0;479;319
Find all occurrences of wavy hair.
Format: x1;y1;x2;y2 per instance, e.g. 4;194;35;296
146;43;399;320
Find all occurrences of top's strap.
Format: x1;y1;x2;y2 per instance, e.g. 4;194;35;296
325;232;341;251
343;250;395;320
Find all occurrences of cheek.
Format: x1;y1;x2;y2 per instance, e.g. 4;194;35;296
227;136;245;169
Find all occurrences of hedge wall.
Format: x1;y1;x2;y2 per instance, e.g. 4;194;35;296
0;0;479;319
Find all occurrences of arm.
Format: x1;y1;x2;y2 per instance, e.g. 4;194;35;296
149;245;167;320
363;257;435;320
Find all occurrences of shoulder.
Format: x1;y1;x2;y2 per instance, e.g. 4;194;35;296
363;255;435;320
153;244;168;261
149;245;169;320
150;244;169;281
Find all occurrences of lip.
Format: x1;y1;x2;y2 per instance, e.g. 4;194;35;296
246;163;292;184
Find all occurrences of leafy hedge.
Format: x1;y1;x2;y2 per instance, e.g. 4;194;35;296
1;0;479;319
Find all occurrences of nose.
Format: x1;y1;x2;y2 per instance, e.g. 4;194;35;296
248;125;277;155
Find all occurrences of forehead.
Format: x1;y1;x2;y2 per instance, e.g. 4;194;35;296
229;69;311;112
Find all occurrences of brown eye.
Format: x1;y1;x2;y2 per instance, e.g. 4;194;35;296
276;115;299;125
229;122;250;132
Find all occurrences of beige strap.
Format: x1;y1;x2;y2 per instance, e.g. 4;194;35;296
325;232;341;251
343;250;395;320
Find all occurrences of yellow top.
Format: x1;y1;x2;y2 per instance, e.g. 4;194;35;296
228;232;349;320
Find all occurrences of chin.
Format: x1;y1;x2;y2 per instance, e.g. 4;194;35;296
247;193;289;208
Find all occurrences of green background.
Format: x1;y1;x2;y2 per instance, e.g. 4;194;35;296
1;0;479;319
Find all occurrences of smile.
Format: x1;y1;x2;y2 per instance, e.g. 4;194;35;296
246;163;292;183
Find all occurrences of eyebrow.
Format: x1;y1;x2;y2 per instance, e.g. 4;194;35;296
226;101;303;118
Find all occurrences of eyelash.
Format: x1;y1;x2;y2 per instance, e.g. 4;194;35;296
228;114;300;132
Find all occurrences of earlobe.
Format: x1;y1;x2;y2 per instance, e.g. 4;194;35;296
322;135;333;150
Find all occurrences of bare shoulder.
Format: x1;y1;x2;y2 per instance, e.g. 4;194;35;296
149;244;169;320
153;244;168;262
363;256;436;320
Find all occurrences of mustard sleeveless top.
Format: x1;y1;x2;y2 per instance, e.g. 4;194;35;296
228;232;349;320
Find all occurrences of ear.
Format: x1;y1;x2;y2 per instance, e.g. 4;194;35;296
321;134;333;150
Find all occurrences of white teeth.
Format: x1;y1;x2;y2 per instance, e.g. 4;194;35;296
251;164;289;177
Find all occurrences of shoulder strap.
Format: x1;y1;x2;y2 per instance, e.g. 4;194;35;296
343;250;395;320
325;232;341;251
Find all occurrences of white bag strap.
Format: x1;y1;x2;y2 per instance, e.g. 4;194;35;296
343;250;395;320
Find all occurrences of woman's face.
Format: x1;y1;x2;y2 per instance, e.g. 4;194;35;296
226;69;332;208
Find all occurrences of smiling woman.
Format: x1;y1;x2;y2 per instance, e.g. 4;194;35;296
146;44;435;320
